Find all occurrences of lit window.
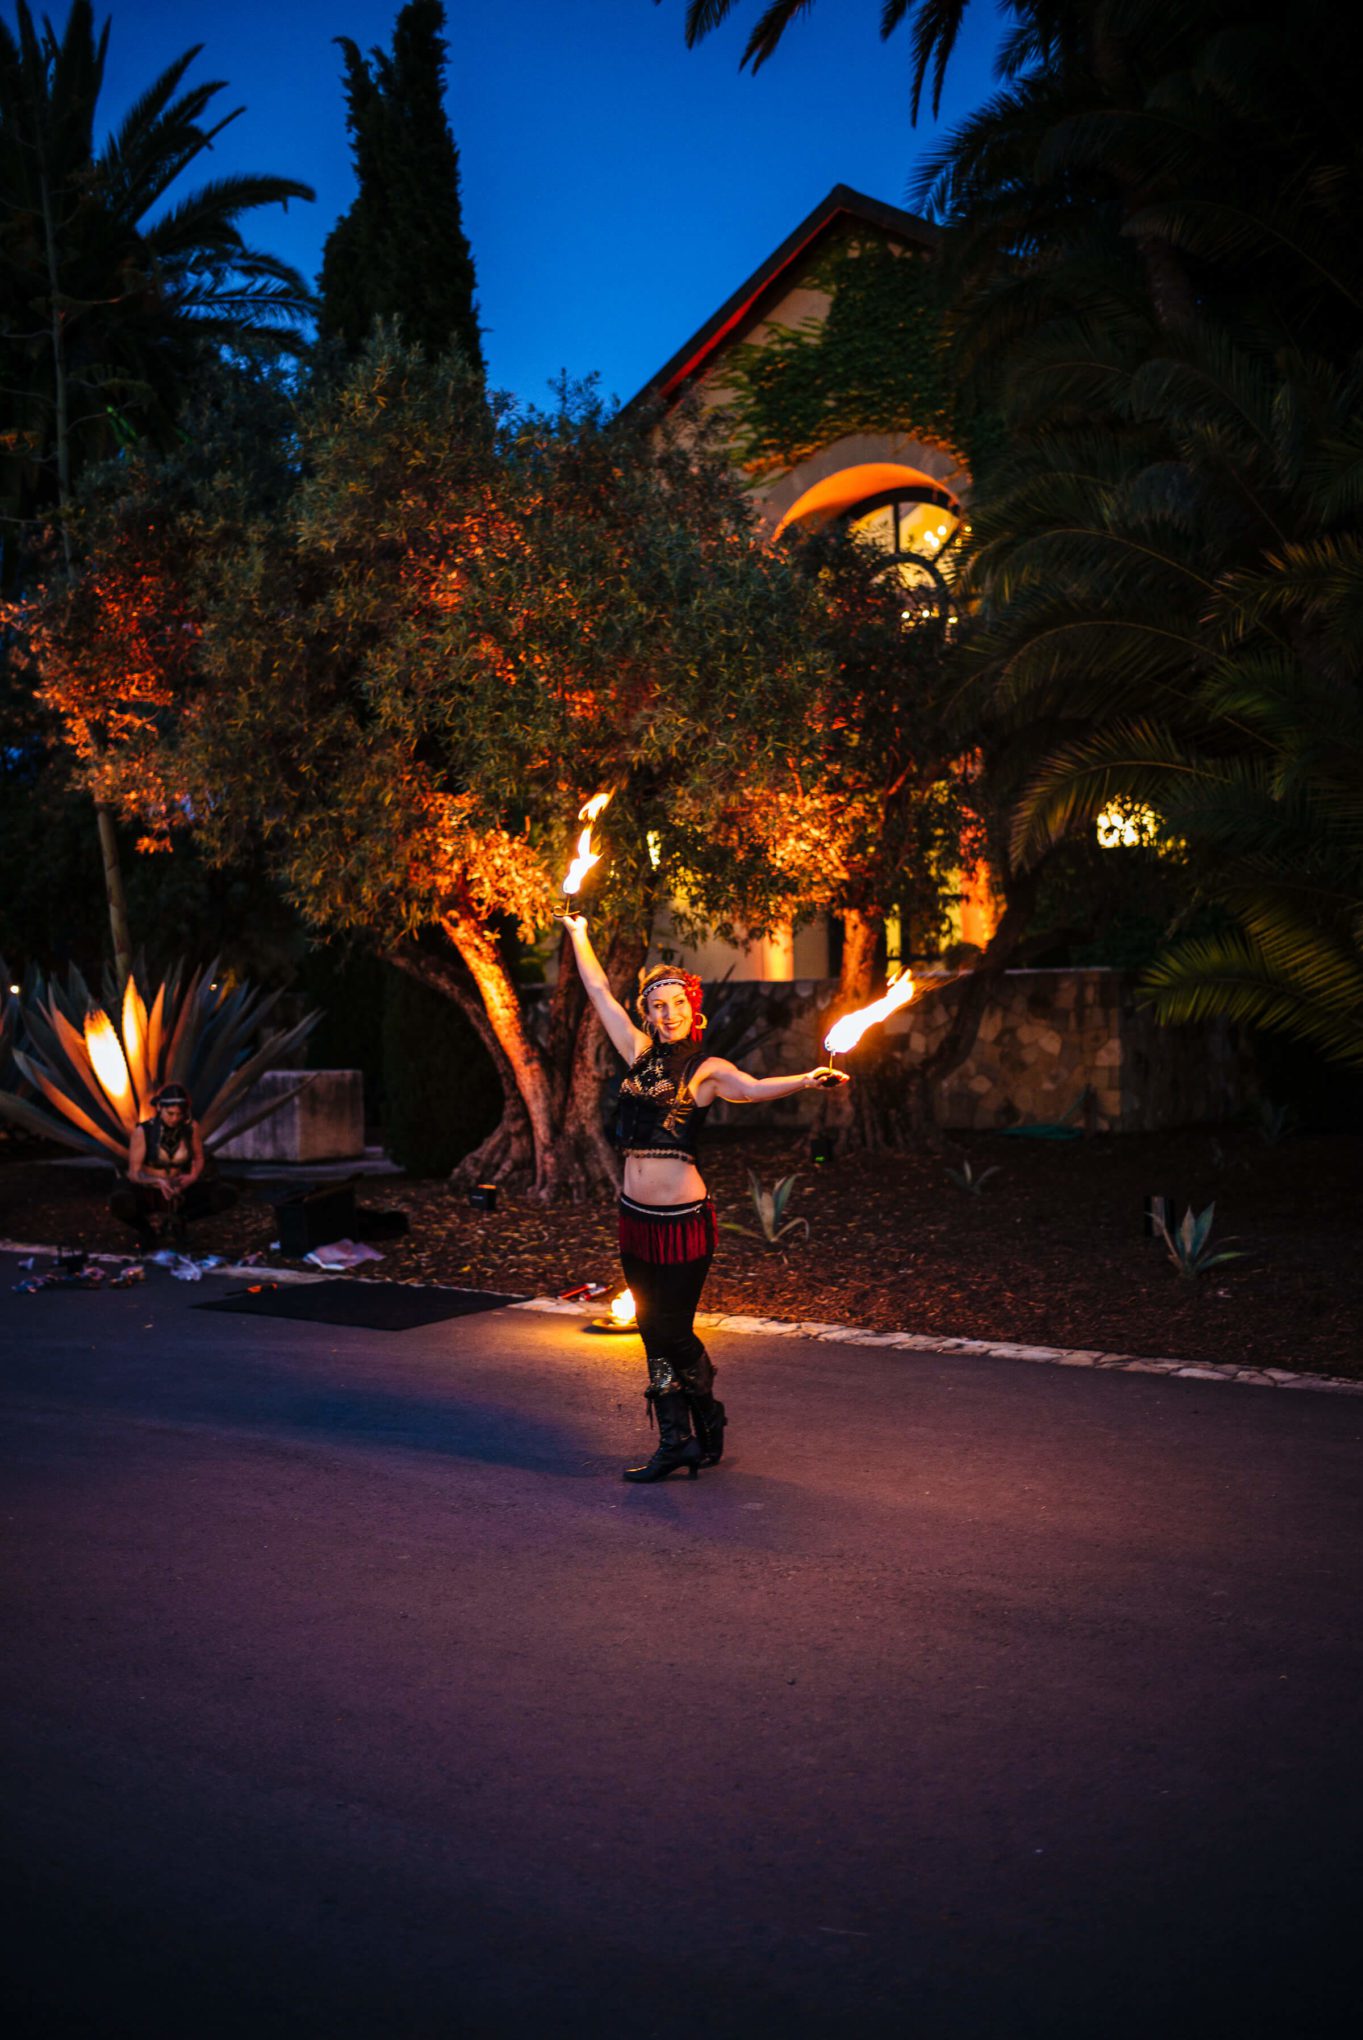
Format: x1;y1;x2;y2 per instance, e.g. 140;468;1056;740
846;486;962;626
1095;802;1160;849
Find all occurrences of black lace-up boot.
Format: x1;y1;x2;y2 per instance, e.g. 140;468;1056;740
690;1391;727;1466
623;1390;701;1483
674;1348;724;1468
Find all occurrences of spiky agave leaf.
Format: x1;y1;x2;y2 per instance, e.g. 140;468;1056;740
8;1047;127;1156
0;960;322;1162
1156;1200;1249;1279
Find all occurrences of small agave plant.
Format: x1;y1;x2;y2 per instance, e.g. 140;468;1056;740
0;957;319;1164
723;1170;810;1249
1156;1202;1248;1282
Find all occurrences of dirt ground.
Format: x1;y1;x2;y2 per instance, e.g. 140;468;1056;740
3;1121;1359;1378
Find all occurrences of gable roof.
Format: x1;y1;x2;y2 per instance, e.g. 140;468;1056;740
630;184;939;411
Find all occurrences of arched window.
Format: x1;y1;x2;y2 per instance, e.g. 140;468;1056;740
776;462;964;624
845;485;961;624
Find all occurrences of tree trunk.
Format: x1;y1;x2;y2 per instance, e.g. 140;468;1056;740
95;801;133;989
432;906;633;1202
37;145;133;978
816;907;886;1152
386;937;536;1190
837;906;881;1009
1090;28;1196;332
902;867;1040;1145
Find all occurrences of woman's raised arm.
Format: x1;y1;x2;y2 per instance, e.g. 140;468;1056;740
561;915;650;1064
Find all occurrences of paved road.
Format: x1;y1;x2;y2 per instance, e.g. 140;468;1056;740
2;1257;1360;2038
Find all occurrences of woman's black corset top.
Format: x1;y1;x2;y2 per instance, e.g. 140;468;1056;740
614;1040;710;1159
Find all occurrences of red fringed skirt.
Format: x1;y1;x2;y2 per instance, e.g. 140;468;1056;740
618;1193;718;1265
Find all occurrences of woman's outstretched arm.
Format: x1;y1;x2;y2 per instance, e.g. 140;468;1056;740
692;1059;848;1106
561;915;651;1064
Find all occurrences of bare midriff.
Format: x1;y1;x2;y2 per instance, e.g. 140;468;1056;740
622;1153;707;1206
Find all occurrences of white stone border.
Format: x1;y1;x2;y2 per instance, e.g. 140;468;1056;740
511;1296;1363;1399
5;1239;1355;1398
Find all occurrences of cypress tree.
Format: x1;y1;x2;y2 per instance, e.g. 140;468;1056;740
318;0;484;372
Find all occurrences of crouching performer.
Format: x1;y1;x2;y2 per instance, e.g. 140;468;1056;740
110;1084;237;1250
562;916;848;1483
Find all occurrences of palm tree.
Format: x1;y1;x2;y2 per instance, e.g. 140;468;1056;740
0;0;314;978
972;329;1363;1067
1;0;314;542
676;1;943;115
679;3;1363;1067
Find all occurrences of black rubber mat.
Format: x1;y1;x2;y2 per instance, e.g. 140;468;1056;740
197;1279;521;1330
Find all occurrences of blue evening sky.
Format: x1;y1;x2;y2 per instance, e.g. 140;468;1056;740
54;0;1004;405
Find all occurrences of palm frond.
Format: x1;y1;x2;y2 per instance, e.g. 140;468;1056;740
1143;927;1363;1067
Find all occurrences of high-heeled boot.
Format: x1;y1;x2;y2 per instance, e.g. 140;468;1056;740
623;1390;701;1483
690;1392;727;1466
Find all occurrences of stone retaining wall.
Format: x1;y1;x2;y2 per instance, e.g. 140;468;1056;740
692;968;1253;1133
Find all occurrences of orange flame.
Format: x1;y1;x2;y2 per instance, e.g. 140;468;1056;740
611;1287;636;1324
823;971;917;1058
562;790;612;896
83;1006;139;1132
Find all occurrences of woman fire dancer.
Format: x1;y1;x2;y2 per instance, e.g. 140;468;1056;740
562;916;848;1483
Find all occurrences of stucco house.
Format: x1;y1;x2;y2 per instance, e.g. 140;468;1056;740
628;183;993;980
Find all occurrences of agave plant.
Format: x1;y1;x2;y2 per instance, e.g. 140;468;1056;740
944;1157;1001;1195
1257;1099;1299;1149
0;958;319;1162
0;973;23;1122
1155;1202;1248;1283
722;1170;810;1248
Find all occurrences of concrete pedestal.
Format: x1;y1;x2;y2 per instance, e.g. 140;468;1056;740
213;1071;364;1164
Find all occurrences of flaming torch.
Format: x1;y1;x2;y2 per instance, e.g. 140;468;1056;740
562;791;613;902
820;969;917;1075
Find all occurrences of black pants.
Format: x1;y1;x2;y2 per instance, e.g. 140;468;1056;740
620;1246;716;1396
111;1178;237;1240
617;1194;717;1398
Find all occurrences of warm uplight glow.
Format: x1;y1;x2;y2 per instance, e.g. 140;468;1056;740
776;463;959;538
121;978;151;1119
83;1007;138;1130
824;973;917;1057
1096;802;1160;849
611;1288;636;1324
562;791;613;896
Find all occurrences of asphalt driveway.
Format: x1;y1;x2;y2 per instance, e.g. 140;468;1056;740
2;1257;1360;2038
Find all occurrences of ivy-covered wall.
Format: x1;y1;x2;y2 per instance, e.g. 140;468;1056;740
712;233;996;482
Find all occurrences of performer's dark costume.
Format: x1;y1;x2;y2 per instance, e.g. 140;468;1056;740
110;1112;236;1247
615;1037;726;1481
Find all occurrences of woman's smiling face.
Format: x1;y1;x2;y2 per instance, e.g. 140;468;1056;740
644;983;693;1042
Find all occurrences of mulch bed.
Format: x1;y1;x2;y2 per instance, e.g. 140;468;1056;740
3;1122;1360;1379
